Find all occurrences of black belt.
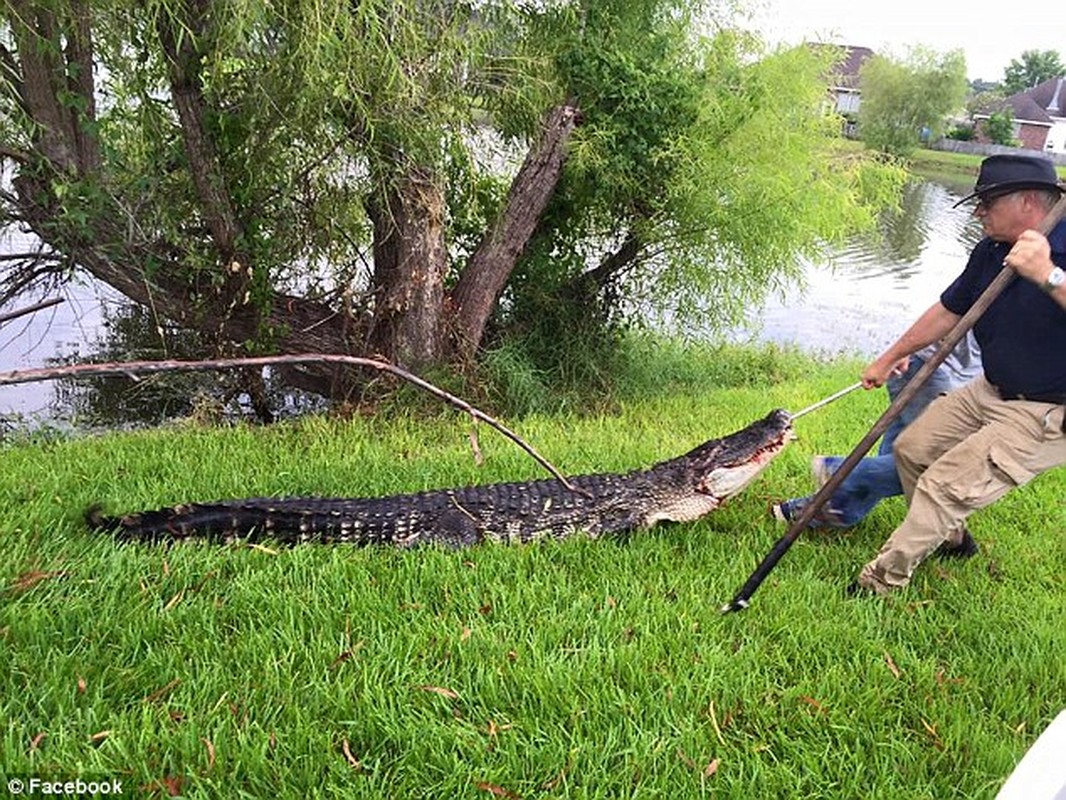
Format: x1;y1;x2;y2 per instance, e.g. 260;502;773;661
997;388;1066;432
997;390;1066;404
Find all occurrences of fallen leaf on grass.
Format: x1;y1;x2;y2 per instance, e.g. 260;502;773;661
483;720;513;740
676;748;697;769
921;718;945;750
329;640;366;669
139;777;184;797
418;685;459;700
144;678;181;704
678;749;721;778
340;739;362;770
883;650;902;679
460;626;473;642
475;781;520;798
934;668;965;687
330;651;353;669
541;768;567;791
798;696;826;714
201;737;216;769
5;570;68;595
163;589;185;612
707;700;726;746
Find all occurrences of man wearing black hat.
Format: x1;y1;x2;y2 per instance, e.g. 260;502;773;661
849;153;1066;596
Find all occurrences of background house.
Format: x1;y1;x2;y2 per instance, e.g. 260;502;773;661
974;76;1066;153
809;44;874;138
825;44;875;117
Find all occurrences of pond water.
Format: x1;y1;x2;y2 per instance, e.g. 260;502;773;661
0;176;985;426
726;178;983;357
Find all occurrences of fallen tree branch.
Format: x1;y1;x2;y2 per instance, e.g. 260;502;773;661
0;296;64;325
0;353;583;492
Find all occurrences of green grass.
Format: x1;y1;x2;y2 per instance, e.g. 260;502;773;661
1;345;1063;798
907;147;1066;188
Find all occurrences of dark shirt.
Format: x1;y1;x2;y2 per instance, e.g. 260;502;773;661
940;219;1066;398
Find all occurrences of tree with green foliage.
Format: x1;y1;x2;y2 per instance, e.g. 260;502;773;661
982;110;1018;146
857;47;968;157
0;0;903;403
1003;49;1064;94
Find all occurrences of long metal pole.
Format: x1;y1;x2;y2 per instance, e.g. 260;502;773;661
721;192;1066;613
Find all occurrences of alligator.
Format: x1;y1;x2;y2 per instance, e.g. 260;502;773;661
88;409;793;548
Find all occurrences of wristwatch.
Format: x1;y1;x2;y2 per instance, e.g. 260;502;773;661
1043;266;1066;293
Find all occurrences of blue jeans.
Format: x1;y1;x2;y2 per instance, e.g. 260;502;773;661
809;356;961;527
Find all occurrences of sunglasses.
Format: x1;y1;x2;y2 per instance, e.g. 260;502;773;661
974;192;1018;212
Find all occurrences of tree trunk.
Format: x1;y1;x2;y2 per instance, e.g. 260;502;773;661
7;0;98;173
449;104;579;359
365;166;447;369
156;0;254;327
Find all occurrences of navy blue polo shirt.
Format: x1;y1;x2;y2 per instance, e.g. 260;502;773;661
940;219;1066;398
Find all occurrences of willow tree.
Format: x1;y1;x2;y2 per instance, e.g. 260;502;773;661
857;47;968;157
0;0;901;402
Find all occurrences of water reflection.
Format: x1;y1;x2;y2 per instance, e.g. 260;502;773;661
731;177;985;358
47;304;308;427
1;175;986;426
835;181;984;281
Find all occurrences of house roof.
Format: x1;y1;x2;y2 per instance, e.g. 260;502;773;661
808;43;875;90
835;46;875;88
980;76;1066;124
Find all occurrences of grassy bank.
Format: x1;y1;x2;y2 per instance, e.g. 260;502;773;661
907;147;1066;189
1;344;1063;798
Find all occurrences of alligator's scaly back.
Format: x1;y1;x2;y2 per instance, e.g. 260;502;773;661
88;410;793;547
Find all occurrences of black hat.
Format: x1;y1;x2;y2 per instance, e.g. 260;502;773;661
953;153;1065;207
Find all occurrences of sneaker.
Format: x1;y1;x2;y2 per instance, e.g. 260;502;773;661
770;497;806;523
811;455;836;489
770;497;847;529
934;527;980;559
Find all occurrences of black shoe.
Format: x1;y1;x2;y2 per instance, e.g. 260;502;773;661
845;580;876;598
935;528;980;560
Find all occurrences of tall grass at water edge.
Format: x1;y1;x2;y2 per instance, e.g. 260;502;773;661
1;343;1063;799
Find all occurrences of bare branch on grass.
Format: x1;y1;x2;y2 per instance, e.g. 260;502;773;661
0;353;582;492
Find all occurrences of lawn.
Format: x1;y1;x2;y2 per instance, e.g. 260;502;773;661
1;347;1063;799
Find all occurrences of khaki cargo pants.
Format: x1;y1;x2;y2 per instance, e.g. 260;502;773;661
857;375;1066;594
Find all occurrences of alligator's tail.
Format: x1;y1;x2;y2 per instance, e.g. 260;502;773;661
85;501;356;544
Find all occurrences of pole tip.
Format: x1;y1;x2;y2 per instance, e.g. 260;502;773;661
719;598;749;614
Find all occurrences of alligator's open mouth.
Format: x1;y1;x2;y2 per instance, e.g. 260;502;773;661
693;409;794;498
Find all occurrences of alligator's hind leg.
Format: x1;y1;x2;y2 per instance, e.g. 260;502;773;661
433;508;484;549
